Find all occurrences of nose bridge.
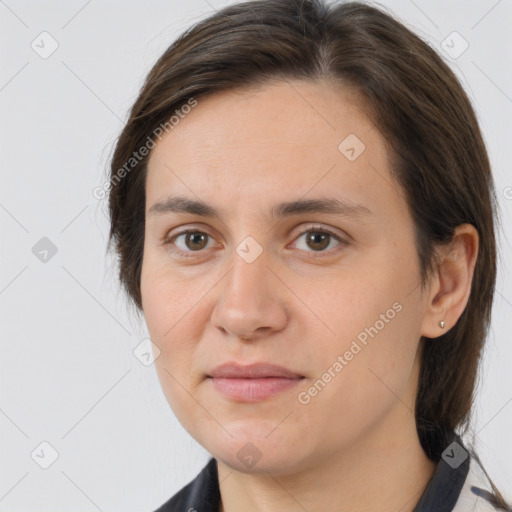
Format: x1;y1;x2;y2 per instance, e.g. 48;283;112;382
229;243;269;297
211;238;288;338
223;222;271;295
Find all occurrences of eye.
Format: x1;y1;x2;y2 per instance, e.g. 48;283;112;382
164;229;216;255
292;226;347;254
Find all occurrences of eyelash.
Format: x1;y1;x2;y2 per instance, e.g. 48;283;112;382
162;225;348;258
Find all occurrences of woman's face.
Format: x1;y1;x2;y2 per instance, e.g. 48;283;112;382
141;80;432;474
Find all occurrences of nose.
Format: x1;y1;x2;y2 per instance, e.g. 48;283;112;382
211;250;288;341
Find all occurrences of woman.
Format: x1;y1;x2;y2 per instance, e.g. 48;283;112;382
106;0;511;510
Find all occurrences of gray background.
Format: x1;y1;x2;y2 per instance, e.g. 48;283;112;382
1;0;511;510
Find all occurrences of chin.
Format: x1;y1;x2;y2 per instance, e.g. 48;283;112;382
204;429;309;476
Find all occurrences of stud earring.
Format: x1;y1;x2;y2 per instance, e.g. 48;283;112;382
439;320;445;329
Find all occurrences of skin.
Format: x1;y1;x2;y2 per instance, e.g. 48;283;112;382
141;79;478;512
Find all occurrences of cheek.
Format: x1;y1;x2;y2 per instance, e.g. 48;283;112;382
141;274;203;434
141;253;207;341
141;266;195;382
294;298;419;450
140;257;221;402
293;256;420;410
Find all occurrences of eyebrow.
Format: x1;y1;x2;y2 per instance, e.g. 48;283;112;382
148;195;372;220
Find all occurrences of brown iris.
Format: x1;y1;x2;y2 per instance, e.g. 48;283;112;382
306;232;330;251
185;232;208;251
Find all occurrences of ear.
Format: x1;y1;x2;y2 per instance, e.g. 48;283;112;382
420;224;479;338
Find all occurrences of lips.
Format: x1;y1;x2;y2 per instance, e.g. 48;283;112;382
207;362;304;379
207;362;305;402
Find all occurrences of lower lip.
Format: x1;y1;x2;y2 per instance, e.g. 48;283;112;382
208;377;303;402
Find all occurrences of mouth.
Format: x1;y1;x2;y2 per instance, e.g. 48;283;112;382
206;362;305;402
207;376;304;402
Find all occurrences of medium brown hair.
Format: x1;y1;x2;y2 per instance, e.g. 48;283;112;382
106;0;508;507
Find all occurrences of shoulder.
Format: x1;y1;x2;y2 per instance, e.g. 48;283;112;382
152;457;220;512
413;432;511;512
453;454;511;511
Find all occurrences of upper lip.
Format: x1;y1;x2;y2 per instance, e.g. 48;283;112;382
208;362;304;379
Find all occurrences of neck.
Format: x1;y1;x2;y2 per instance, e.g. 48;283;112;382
218;422;435;512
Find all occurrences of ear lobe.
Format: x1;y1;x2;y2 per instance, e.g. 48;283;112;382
420;224;479;339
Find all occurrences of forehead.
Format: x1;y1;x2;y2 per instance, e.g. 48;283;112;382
145;79;399;218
